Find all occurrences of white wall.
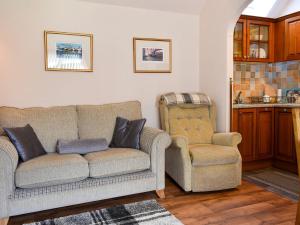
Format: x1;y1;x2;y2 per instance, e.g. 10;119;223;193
0;0;199;128
199;0;252;132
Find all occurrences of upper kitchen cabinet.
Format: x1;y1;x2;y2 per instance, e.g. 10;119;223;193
233;19;247;61
285;15;300;61
274;12;300;62
247;20;274;62
233;17;274;62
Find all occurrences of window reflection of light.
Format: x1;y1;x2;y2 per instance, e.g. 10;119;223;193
242;0;277;17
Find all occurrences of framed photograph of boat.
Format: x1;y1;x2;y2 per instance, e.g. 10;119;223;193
44;31;93;72
133;37;172;73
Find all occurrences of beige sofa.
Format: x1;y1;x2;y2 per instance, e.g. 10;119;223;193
0;101;171;219
159;99;242;192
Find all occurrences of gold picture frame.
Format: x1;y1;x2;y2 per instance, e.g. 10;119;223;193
133;37;172;73
44;31;93;72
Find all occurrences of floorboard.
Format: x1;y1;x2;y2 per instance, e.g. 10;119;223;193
8;177;297;225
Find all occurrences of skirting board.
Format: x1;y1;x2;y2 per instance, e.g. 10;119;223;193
0;218;8;225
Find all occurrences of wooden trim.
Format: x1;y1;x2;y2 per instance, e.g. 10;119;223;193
0;218;9;225
297;200;300;225
276;11;300;22
239;12;300;22
156;189;165;199
240;15;276;22
292;108;300;175
133;37;172;73
242;160;272;171
44;31;94;72
230;78;233;132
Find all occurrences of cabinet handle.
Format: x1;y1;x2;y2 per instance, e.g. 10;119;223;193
283;108;287;112
265;108;268;111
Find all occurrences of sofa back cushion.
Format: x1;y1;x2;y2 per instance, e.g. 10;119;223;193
77;101;142;143
168;105;214;144
0;106;78;153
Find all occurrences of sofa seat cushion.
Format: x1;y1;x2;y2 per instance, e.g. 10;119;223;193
189;144;239;167
16;153;89;188
84;148;150;178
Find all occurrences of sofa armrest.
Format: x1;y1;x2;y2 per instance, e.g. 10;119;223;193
212;132;242;147
0;136;19;218
140;127;171;190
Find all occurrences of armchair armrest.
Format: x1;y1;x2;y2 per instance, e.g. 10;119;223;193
212;132;242;147
166;135;192;191
140;127;171;190
171;135;188;149
0;136;19;218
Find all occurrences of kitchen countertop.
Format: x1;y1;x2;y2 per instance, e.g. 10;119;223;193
233;103;300;109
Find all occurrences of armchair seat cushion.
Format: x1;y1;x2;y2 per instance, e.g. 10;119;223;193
15;153;89;188
189;144;240;167
84;148;150;178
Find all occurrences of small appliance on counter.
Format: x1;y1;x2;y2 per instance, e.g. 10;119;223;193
285;88;300;103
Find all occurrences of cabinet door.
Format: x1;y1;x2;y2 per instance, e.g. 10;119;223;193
274;108;296;163
247;20;274;62
285;16;300;60
256;108;274;160
233;19;247;61
231;109;239;132
238;108;256;162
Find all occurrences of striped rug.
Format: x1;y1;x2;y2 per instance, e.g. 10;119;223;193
24;199;183;225
243;168;299;202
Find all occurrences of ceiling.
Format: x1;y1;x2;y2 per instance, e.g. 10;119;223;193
78;0;207;15
78;0;300;17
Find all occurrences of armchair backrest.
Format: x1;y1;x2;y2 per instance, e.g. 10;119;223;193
159;96;216;145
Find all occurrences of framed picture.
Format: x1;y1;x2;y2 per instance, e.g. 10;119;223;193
44;31;93;72
133;37;172;73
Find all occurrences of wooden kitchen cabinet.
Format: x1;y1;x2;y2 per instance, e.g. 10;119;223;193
232;107;298;172
274;108;298;173
284;15;300;61
236;108;256;162
256;108;274;160
233;19;247;61
233;17;274;62
270;12;300;62
234;108;273;162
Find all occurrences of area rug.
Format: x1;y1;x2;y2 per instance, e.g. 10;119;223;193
243;168;299;201
24;199;183;225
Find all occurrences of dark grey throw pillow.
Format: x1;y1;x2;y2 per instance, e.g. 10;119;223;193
110;117;146;149
57;138;108;154
4;124;46;162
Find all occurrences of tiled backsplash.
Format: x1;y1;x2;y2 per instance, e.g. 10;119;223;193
233;60;300;103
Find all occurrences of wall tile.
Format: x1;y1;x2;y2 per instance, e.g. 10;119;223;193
233;60;300;102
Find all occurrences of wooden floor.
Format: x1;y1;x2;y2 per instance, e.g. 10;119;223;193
9;177;297;225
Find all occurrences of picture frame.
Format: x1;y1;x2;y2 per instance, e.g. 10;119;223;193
44;31;93;72
133;37;172;73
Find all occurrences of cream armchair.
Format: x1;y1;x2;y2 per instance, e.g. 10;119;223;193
159;95;242;192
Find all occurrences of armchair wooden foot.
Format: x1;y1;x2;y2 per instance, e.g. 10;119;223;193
0;218;9;225
156;189;165;199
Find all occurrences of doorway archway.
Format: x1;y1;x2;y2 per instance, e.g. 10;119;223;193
199;0;253;132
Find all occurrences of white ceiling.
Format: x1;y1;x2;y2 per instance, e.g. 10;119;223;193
78;0;300;17
78;0;207;15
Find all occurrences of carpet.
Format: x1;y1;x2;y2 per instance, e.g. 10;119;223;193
24;199;183;225
243;168;299;201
